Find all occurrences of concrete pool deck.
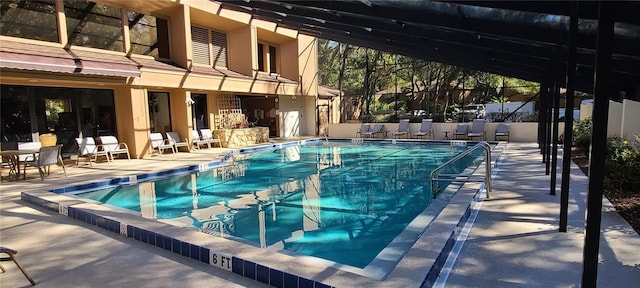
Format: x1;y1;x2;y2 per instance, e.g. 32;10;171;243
1;141;638;287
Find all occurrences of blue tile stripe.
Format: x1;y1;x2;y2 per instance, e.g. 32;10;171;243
421;202;474;288
20;191;335;288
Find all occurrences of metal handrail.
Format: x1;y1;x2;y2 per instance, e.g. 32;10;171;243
430;142;492;198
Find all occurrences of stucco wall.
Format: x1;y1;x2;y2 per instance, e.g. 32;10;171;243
621;99;640;142
608;100;623;137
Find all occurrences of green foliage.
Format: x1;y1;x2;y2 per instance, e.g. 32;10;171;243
573;117;592;149
318;39;541;123
605;137;640;190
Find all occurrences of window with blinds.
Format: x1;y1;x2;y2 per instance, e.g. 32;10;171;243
191;26;210;65
211;30;228;68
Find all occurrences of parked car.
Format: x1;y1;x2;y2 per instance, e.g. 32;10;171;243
462;104;486;119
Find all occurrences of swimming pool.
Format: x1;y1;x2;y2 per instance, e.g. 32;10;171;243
72;140;484;271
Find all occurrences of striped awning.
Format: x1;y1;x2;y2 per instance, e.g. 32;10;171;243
0;42;140;78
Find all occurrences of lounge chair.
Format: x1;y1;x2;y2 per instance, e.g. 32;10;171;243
392;119;410;139
467;119;486;140
17;142;41;162
356;123;371;138
149;132;176;154
75;137;110;165
413;119;434;139
495;123;510;141
165;132;190;152
98;136;131;161
191;130;210;149
23;144;66;181
361;124;385;138
0;246;36;286
453;123;468;140
199;129;222;148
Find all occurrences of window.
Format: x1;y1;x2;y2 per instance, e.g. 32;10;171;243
210;30;227;68
0;0;58;42
191;26;228;68
257;42;278;73
257;43;265;72
191;93;208;130
1;85;115;152
64;0;124;52
148;92;171;133
129;13;170;59
191;26;209;65
269;45;277;74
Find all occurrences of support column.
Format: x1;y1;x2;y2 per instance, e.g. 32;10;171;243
539;82;548;156
582;2;613;287
545;80;553;175
560;0;579;232
550;45;562;195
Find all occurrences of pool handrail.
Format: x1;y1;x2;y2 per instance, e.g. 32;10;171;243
430;142;492;198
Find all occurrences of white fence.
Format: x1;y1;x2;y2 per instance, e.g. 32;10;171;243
581;99;640;143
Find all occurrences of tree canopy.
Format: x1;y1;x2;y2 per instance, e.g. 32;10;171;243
318;39;540;122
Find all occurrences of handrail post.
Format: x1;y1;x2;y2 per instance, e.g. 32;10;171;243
429;142;492;198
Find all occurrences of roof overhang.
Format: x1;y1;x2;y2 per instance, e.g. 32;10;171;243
214;0;640;94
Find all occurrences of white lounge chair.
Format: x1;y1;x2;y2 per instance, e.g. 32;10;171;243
392;119;410;139
361;124;384;138
453;123;468;140
23;144;66;181
495;123;510;141
165;131;189;152
413;119;434;139
199;129;221;148
356;123;371;138
191;130;210;149
467;119;486;140
150;132;176;154
98;136;130;161
75;137;110;165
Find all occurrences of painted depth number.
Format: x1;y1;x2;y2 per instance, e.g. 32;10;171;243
210;250;232;271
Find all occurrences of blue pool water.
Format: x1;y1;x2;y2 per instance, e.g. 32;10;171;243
77;141;483;268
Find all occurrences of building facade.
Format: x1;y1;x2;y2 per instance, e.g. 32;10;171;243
0;0;318;157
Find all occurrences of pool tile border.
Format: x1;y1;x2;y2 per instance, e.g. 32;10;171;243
20;139;504;288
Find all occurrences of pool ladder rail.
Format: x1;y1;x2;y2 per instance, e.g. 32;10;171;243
430;142;492;198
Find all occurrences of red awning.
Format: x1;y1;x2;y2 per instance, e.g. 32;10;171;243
0;51;140;78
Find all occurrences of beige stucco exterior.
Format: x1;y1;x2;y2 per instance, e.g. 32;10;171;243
0;0;319;158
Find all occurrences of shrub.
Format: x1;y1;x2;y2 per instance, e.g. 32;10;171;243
573;117;592;149
605;137;640;190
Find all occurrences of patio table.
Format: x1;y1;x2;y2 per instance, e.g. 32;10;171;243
0;149;39;181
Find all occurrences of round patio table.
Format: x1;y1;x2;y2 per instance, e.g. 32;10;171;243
0;149;39;181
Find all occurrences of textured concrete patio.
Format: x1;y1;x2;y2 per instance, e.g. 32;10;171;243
1;141;638;287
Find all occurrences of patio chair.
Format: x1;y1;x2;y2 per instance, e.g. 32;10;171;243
98;136;131;161
17;142;41;162
199;129;222;148
150;132;176;154
356;123;371;138
392;119;410;139
23;144;66;181
191;130;210;149
165;131;190;152
360;124;385;138
75;137;110;165
413;119;434;139
453;123;468;140
0;246;36;286
467;119;486;140
495;123;510;141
